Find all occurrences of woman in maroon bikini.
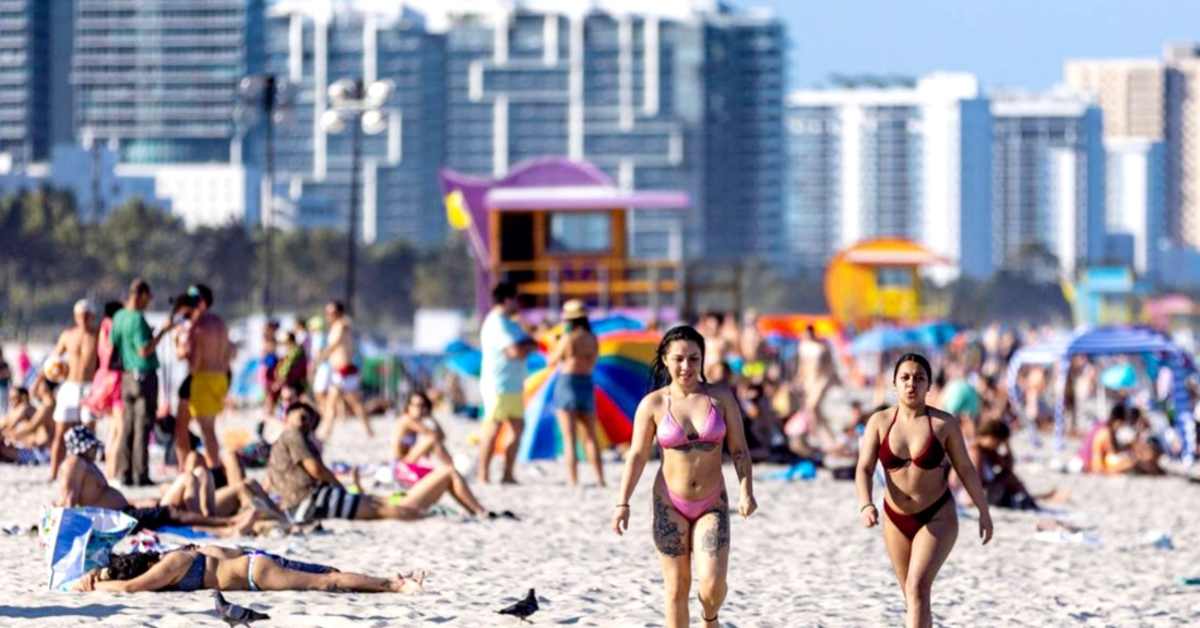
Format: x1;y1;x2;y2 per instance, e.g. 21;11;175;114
855;353;992;628
612;325;756;628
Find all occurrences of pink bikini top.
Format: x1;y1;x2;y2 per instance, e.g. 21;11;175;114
656;393;727;449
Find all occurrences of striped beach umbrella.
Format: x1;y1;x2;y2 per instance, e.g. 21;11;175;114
518;328;659;461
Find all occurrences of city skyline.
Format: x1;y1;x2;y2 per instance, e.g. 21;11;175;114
757;0;1200;90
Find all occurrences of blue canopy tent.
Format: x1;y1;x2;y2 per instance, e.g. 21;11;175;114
1049;326;1196;461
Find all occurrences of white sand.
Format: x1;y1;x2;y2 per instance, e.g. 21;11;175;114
1;410;1198;627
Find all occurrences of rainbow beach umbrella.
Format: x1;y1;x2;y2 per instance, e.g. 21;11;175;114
518;328;660;461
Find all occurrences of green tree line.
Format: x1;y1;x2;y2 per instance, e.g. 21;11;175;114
0;188;474;335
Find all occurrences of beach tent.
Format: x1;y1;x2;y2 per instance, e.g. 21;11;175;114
1045;326;1196;461
518;328;659;461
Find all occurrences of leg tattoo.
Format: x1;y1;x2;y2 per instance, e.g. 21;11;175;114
700;493;731;556
653;492;687;557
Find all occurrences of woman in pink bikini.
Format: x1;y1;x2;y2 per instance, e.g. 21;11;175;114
855;353;993;628
612;325;756;628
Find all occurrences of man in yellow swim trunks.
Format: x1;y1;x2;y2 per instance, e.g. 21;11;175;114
476;282;537;484
178;284;233;487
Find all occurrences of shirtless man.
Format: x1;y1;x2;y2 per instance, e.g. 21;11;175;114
547;300;604;487
56;426;255;536
48;299;99;481
315;300;372;440
0;385;53;464
175;284;233;482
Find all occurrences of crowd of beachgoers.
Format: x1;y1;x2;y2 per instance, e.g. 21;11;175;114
1;277;1197;627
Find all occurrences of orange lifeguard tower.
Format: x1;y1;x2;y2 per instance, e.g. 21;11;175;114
440;158;689;317
825;238;949;329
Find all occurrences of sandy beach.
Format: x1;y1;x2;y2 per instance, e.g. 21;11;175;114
0;409;1198;627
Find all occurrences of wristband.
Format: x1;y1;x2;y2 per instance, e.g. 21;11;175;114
859;503;876;513
614;504;630;509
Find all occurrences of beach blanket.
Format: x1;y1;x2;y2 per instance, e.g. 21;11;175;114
40;507;138;591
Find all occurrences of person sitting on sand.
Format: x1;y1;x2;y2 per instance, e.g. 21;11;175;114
971;419;1065;510
73;544;424;593
270;401;509;522
55;425;259;536
0;385;54;465
1127;408;1165;476
393;391;453;468
1089;404;1136;474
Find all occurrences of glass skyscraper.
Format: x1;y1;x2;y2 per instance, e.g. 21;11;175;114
991;90;1106;278
0;0;72;165
786;74;993;280
263;3;446;244
72;0;264;164
436;1;785;263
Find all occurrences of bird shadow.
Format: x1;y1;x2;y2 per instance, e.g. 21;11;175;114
0;604;127;619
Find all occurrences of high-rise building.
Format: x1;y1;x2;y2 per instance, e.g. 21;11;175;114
1164;44;1200;249
431;0;785;263
0;0;73;165
264;2;446;244
785;73;993;280
1064;59;1165;140
1066;46;1200;250
72;0;265;164
991;89;1106;279
1105;138;1166;280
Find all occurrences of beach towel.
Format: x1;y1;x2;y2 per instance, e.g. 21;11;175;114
40;507;138;591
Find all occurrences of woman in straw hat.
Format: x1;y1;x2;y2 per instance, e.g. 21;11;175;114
547;299;605;486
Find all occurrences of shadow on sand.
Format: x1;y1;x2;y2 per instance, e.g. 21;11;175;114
0;604;126;619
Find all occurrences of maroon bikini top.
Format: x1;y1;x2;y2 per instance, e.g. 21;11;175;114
878;408;945;472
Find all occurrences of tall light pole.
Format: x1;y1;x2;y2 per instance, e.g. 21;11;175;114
236;74;290;317
321;78;392;315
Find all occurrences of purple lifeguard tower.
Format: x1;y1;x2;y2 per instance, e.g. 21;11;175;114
439;157;689;321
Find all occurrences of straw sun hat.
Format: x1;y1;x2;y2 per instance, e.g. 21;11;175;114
561;299;588;320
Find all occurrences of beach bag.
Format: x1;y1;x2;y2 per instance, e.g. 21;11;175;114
40;507;138;591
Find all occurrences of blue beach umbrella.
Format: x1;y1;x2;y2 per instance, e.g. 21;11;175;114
1100;363;1137;390
850;326;921;356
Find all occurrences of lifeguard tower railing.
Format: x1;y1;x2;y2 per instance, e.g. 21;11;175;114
496;258;682;312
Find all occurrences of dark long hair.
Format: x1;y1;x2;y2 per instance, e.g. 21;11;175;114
892;352;932;384
649;325;707;390
105;551;161;581
565;317;592;334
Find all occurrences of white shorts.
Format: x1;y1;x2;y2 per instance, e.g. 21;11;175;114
313;364;332;394
53;381;93;424
331;368;360;393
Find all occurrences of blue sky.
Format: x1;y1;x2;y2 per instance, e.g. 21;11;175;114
750;0;1200;90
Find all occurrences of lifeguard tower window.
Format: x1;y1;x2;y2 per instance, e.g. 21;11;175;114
499;212;536;262
547;212;611;254
877;267;910;288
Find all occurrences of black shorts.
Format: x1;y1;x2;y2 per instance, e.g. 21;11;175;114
178;375;192;400
123;505;173;532
290;484;361;523
211;465;228;490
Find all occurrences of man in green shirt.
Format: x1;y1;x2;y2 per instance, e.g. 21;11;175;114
109;278;177;486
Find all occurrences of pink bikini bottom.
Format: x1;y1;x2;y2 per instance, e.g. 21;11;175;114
660;477;723;521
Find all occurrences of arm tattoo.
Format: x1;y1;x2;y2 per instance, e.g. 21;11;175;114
699;493;731;556
652;492;687;557
731;450;751;481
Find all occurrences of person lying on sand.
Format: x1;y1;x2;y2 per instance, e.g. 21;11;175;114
270;401;512;522
72;545;425;593
55;426;260;537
